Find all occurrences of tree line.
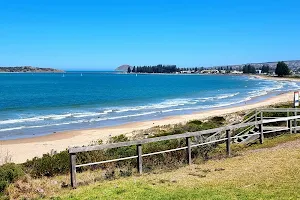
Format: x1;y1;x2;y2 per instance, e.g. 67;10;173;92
241;62;290;76
242;64;270;74
127;65;200;73
127;61;291;76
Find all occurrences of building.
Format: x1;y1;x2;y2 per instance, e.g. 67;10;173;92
231;70;243;74
200;70;219;74
256;70;262;74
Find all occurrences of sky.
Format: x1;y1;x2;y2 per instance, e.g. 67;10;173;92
0;0;300;70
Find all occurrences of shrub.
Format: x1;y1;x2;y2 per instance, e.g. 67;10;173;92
109;134;129;143
0;163;24;192
21;118;226;178
210;116;225;125
23;150;69;178
188;120;202;125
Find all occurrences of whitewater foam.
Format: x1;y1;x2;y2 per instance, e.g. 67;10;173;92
1;77;300;138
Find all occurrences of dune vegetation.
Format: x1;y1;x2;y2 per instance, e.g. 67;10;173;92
1;102;300;199
2;133;299;200
57;136;300;200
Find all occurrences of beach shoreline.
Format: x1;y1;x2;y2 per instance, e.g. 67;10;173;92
0;89;295;164
251;74;300;82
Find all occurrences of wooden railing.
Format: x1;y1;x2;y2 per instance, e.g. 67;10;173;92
68;108;300;188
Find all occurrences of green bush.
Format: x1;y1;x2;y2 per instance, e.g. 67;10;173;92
0;163;24;192
23;150;69;177
210;116;225;125
188;120;202;125
109;134;129;143
21;118;226;178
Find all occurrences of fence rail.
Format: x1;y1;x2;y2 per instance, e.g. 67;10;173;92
68;108;300;188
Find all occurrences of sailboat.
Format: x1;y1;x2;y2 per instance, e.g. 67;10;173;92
62;73;65;77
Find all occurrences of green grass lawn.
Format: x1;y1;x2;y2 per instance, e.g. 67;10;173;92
49;134;300;200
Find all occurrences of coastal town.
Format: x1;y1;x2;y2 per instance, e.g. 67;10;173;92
117;60;299;76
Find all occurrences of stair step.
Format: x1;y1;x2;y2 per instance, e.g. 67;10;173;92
239;134;260;144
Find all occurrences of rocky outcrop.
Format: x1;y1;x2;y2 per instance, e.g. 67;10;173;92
115;65;131;72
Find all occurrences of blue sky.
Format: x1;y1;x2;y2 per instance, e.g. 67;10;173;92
0;0;300;70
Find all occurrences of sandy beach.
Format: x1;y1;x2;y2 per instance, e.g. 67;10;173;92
0;88;295;164
252;74;300;82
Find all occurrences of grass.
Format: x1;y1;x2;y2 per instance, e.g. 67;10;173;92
3;104;300;199
50;134;300;200
5;133;299;200
210;133;300;157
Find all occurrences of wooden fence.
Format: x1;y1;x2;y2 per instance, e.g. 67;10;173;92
68;108;300;188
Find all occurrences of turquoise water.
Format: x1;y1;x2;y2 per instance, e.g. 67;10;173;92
0;72;299;140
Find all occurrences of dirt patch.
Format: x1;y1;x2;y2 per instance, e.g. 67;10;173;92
248;138;300;153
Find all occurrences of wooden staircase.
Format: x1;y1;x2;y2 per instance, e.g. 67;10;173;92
234;108;299;144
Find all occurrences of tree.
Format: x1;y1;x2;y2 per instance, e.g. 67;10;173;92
243;65;248;74
275;61;290;77
132;66;136;73
249;65;256;74
261;65;269;74
127;67;131;73
242;64;256;74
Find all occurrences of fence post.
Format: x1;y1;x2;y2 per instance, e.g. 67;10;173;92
288;120;292;134
255;109;258;123
294;110;297;134
186;137;192;165
137;144;143;174
226;130;231;157
259;123;264;144
287;111;289;129
70;153;77;188
260;111;263;127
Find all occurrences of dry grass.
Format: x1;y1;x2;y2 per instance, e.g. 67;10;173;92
0;148;12;165
4;169;109;199
53;140;300;199
4;134;300;199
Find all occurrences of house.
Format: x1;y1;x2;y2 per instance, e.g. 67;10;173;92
180;70;192;74
256;70;262;74
231;70;243;74
200;70;219;74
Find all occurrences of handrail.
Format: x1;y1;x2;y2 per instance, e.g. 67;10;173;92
68;109;300;188
261;108;300;112
242;110;258;123
204;109;258;142
235;125;255;136
69;121;257;154
69;115;300;154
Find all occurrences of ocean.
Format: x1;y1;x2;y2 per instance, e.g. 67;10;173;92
0;72;299;140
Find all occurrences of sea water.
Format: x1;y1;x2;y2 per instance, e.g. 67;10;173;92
0;72;299;140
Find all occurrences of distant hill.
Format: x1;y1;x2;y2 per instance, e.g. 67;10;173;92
115;64;131;72
115;60;300;72
213;60;300;71
0;66;64;73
